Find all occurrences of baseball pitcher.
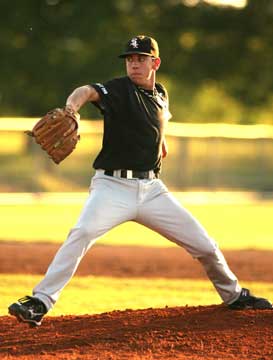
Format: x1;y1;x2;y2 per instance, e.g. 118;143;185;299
8;35;272;326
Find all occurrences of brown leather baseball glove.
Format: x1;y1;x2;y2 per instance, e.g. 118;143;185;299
26;106;80;164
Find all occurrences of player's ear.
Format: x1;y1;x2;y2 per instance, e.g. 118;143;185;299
152;57;161;71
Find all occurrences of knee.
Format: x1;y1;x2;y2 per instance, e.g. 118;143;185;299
67;226;96;245
194;239;218;259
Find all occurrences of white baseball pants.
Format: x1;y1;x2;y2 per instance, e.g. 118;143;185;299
33;171;241;310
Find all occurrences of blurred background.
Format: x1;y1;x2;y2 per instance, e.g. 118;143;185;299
0;0;273;192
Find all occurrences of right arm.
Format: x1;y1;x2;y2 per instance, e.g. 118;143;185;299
161;137;168;158
66;85;100;112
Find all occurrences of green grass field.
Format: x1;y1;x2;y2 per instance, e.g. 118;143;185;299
1;274;273;316
1;198;273;249
1;194;273;317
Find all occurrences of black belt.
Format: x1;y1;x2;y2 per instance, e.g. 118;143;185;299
104;169;157;179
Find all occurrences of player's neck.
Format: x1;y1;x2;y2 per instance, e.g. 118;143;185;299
138;74;156;91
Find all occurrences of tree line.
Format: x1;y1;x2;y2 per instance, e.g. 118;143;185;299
1;0;272;123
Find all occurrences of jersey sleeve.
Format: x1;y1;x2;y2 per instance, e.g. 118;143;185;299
90;78;124;113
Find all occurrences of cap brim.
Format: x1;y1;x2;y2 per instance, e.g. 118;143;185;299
118;51;154;58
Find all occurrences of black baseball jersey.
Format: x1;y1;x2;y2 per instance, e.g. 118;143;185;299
91;76;171;173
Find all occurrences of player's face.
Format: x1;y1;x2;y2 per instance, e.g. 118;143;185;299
125;54;160;88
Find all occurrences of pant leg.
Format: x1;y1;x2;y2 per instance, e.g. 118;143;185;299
136;180;241;304
33;173;137;310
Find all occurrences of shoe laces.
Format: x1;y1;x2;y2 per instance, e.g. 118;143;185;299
240;288;250;298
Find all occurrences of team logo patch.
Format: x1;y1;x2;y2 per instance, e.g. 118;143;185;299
130;38;139;48
96;83;108;94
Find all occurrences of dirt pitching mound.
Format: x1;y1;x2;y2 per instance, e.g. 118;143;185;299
1;305;272;360
1;242;273;282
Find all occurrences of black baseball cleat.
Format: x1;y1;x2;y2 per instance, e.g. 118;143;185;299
229;288;273;310
8;296;47;327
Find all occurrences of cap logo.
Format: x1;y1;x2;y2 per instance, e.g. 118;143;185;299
130;38;139;48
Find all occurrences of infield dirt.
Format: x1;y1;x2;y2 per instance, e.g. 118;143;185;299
0;242;272;359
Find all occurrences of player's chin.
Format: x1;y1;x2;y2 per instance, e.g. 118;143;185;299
128;75;144;86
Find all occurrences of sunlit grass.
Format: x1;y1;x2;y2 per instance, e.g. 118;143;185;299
0;198;273;249
1;274;272;316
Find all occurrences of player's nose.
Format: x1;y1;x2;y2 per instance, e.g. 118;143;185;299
131;62;140;69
